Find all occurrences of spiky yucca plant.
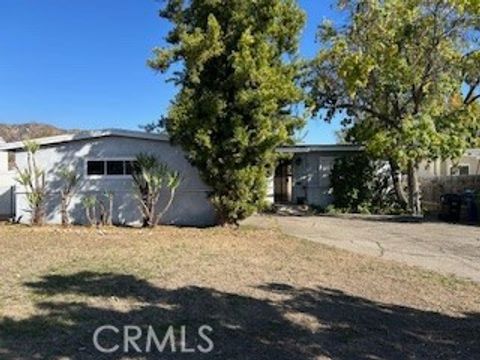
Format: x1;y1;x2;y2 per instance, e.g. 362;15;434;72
58;166;79;226
15;141;46;225
132;153;181;227
82;195;97;226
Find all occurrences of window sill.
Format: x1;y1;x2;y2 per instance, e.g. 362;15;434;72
86;175;133;180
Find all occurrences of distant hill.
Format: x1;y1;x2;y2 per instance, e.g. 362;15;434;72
0;123;68;143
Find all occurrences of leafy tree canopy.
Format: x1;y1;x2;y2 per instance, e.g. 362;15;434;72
307;0;480;214
149;0;306;224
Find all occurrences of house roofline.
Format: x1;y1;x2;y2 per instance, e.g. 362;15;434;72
0;129;169;151
277;144;363;153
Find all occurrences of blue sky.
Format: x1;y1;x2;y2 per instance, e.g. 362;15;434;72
0;0;343;143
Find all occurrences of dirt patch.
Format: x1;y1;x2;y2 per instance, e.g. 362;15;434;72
0;225;479;359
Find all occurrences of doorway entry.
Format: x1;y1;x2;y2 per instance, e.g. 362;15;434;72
274;160;292;204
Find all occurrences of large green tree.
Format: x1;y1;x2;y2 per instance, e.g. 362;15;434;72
308;0;480;215
149;0;305;224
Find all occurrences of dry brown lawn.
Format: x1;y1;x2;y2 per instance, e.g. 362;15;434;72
0;223;479;359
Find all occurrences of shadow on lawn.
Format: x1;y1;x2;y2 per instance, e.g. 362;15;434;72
0;272;479;359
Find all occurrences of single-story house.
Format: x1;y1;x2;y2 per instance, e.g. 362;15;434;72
273;144;362;207
0;129;216;225
0;129;363;224
3;129;476;225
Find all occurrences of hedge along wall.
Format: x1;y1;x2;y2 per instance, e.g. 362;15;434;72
421;175;480;211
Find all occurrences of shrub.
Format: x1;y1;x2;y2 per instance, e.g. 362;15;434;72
330;153;398;214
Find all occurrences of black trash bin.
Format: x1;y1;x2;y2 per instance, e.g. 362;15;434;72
439;194;462;223
462;191;478;223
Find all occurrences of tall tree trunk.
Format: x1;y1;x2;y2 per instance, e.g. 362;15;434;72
389;159;408;210
407;162;422;215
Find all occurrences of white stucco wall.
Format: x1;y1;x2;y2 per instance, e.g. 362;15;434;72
0;150;8;174
418;150;480;177
13;136;216;226
0;150;15;218
266;175;274;205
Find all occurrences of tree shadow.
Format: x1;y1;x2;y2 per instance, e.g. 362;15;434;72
0;272;478;359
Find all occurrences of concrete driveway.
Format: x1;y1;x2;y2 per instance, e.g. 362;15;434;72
245;215;480;283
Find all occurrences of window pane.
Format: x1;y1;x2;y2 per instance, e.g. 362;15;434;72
107;161;124;175
459;166;469;176
125;161;137;175
87;161;105;175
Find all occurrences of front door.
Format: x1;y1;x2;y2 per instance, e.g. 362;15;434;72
274;161;292;203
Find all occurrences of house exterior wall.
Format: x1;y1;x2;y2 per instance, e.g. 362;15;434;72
0;150;8;173
13;136;216;226
440;156;479;176
0;151;15;218
291;151;351;208
419;151;480;177
418;158;442;177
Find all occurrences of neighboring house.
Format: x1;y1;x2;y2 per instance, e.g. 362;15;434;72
418;150;480;209
273;145;362;208
418;149;480;178
0;129;216;226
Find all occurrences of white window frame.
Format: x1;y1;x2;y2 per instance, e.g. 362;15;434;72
85;157;136;179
